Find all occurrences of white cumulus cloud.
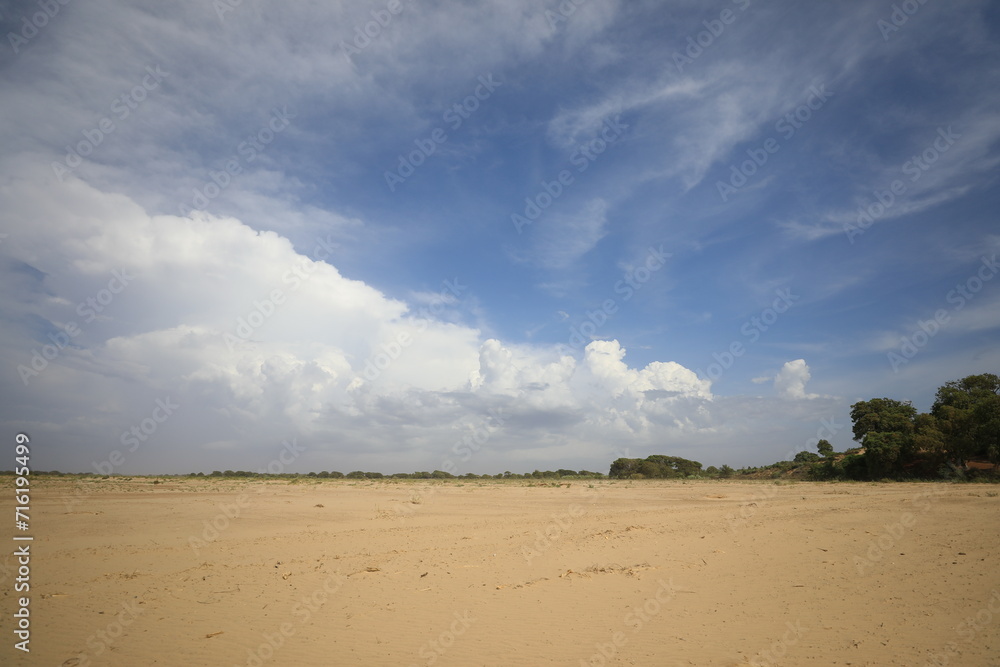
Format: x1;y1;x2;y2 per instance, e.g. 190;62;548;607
774;359;820;400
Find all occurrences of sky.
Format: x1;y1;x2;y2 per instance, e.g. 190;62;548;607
1;0;998;476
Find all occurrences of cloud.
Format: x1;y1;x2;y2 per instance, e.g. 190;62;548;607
774;359;820;400
532;198;609;270
0;159;843;472
0;161;735;472
5;0;991;475
514;198;610;297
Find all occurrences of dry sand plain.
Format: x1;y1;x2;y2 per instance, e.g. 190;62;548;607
3;477;1000;667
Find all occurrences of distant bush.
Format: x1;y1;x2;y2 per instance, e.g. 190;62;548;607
609;455;703;479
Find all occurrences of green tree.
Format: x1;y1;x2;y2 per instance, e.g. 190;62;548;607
851;398;917;442
793;450;820;463
973;393;1000;468
913;412;948;472
862;431;909;477
638;459;666;478
610;455;702;479
816;439;834;458
850;398;917;477
932;374;1000;466
609;458;640;479
645;455;703;477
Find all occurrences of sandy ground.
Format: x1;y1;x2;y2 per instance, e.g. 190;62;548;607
2;477;999;667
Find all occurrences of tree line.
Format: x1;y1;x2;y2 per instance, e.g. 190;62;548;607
15;374;997;482
195;469;608;480
841;373;999;479
608;374;999;482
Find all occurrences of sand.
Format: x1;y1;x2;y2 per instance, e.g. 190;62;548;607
3;477;999;666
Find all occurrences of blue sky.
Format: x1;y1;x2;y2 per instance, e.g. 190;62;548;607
1;0;998;475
